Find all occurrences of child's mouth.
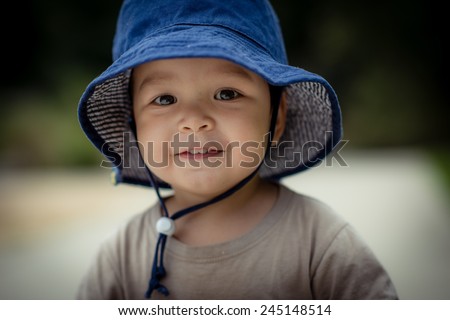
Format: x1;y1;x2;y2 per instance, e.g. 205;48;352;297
177;148;224;159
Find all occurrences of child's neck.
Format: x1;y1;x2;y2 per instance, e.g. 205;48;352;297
163;177;279;246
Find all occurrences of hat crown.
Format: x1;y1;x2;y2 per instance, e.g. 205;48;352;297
113;0;287;64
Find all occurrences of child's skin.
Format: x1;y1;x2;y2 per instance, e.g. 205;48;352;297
132;58;286;246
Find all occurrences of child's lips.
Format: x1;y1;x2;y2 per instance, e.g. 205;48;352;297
177;149;224;159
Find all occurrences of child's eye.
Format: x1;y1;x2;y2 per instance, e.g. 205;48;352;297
214;89;241;101
153;95;177;106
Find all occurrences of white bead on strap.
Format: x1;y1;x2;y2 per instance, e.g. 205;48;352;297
156;217;176;236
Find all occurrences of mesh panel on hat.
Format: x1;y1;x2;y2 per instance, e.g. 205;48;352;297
86;73;131;158
259;81;333;179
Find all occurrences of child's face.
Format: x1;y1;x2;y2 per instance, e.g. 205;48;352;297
132;58;273;198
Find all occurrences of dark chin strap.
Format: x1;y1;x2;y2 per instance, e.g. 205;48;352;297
145;85;282;298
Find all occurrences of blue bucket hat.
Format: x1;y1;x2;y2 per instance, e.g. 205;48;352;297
78;0;342;188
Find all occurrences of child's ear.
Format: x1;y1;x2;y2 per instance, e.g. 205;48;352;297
272;92;287;145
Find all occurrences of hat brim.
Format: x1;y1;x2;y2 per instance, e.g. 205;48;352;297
78;24;342;188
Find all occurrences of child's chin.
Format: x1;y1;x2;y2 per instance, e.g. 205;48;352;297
172;174;238;195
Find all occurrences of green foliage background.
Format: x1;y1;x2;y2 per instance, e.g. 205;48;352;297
0;0;447;169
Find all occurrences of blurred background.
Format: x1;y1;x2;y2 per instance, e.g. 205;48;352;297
0;0;448;299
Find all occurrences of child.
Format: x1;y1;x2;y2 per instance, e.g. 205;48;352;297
77;0;398;299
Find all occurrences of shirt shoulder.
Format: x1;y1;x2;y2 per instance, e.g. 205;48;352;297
76;202;160;299
277;185;398;299
277;184;349;243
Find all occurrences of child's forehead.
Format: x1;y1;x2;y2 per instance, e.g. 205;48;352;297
133;58;259;82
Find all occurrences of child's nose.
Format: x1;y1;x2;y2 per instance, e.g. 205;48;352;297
177;106;215;133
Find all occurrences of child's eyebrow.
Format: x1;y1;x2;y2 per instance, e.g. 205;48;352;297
215;65;254;82
137;72;176;93
136;63;255;93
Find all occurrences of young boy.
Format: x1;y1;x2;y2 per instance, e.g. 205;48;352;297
77;0;398;299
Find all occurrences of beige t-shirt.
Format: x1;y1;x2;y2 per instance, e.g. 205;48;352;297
77;184;398;299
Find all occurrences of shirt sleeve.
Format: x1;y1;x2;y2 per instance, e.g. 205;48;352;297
76;240;124;300
311;224;398;299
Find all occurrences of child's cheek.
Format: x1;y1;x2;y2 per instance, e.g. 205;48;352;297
225;139;265;170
